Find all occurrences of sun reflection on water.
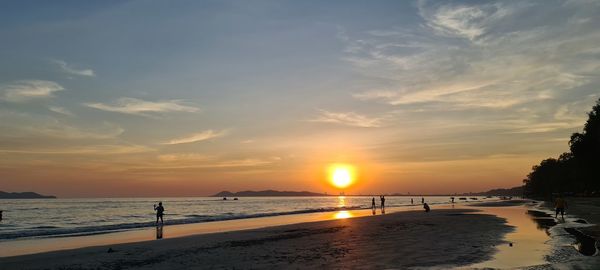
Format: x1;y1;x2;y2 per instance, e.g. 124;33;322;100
333;210;353;219
337;196;346;208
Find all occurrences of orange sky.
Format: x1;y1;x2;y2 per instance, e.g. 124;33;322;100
1;1;599;197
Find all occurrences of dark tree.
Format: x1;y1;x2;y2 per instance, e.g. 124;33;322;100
524;98;600;197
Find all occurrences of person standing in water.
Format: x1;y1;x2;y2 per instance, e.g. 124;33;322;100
421;197;425;204
451;197;455;203
380;195;386;213
371;197;376;214
411;198;414;205
154;202;165;224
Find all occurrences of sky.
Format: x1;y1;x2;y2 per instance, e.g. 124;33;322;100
1;0;599;197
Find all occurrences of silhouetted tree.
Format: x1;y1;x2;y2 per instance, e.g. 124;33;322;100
524;98;600;197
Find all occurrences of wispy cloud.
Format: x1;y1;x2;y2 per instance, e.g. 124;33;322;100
84;97;199;115
48;106;74;116
419;2;511;41
52;60;95;77
0;110;123;140
154;153;278;169
157;153;210;162
1;80;64;102
163;129;228;145
344;1;600;115
37;121;124;140
0;144;153;155
310;110;382;128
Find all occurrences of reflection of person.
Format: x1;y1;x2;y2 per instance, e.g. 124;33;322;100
423;203;430;212
154;202;165;224
156;224;163;239
554;196;567;219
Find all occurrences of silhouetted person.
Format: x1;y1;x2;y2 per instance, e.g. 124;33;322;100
411;198;414;205
0;210;3;221
154;202;165;224
371;197;376;214
421;197;425;204
451;197;455;203
555;196;567;219
156;224;163;239
423;203;430;212
380;195;385;213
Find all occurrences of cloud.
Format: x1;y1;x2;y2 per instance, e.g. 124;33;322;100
84;97;199;115
52;60;95;77
153;153;279;169
1;80;64;102
163;129;227;145
0;110;123;140
343;1;600;114
310;110;382;128
48;106;74;116
418;1;514;41
0;144;153;155
157;153;210;162
37;122;124;140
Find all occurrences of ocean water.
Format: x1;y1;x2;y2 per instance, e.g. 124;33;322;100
0;196;486;241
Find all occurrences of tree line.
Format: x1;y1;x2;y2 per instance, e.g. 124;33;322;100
523;98;600;197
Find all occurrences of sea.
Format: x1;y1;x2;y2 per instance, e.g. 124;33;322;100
0;196;486;241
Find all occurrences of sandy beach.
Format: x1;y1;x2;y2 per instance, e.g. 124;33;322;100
1;208;512;270
3;200;600;269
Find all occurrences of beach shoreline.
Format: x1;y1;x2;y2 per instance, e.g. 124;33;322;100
0;207;513;269
4;199;599;269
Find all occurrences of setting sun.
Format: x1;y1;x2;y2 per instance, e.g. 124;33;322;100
329;165;355;189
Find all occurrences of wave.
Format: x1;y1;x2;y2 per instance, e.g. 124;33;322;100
0;205;365;240
0;199;469;241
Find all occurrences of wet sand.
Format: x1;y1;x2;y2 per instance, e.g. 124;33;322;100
0;206;424;257
4;199;599;269
1;208;512;270
531;198;600;269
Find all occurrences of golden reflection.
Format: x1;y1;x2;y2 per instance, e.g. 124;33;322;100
333;210;353;219
337;196;346;208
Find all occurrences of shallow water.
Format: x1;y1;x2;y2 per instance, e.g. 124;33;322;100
0;202;432;257
465;205;551;269
0;196;466;240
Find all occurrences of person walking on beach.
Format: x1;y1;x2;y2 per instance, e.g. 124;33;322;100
371;197;376;214
154;202;165;224
554;196;567;219
423;203;430;212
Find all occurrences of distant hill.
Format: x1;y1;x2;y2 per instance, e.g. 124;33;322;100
0;191;56;199
212;190;327;197
462;186;524;196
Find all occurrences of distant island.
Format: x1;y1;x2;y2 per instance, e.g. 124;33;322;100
0;191;56;199
460;186;524;197
212;190;327;197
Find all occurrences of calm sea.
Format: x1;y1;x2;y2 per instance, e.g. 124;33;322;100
0;196;486;241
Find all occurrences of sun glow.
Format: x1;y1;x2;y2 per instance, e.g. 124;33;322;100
333;210;353;219
329;164;355;189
